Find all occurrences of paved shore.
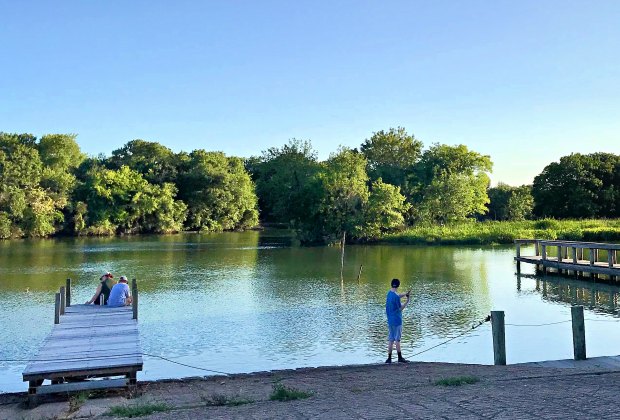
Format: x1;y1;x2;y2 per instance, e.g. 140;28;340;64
1;361;619;419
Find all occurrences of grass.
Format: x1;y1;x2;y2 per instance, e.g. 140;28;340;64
203;393;254;407
434;376;480;386
269;383;313;402
381;219;620;246
68;391;90;412
106;402;171;418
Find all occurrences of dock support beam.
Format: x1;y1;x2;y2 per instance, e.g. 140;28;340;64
491;311;506;365
66;278;71;307
572;306;586;361
54;292;61;324
59;286;66;315
132;279;139;320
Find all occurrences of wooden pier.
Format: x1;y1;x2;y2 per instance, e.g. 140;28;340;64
515;239;620;281
22;279;142;406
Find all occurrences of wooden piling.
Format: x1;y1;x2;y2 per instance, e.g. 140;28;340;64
571;306;586;360
59;286;66;315
54;293;60;325
132;279;138;320
491;311;506;365
66;278;71;307
356;265;363;282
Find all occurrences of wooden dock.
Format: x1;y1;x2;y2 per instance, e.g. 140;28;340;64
22;279;142;406
515;239;620;281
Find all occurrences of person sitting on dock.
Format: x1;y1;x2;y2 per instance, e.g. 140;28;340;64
107;276;133;307
85;272;116;305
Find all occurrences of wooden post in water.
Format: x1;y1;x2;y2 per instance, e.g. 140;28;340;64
571;306;586;361
132;279;138;320
54;292;61;324
356;265;363;283
59;286;66;315
535;240;540;256
608;251;616;282
516;243;521;273
66;278;71;307
557;245;562;274
541;245;547;275
340;232;346;281
491;311;506;365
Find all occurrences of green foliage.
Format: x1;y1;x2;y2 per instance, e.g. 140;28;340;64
532;153;620;219
383;219;620;245
203;393;254;406
248;139;320;224
177;151;258;231
106;402;171;417
411;144;492;224
360;127;422;188
74;165;187;234
487;183;533;221
269;383;313;401
362;179;410;239
434;376;480;386
110;139;178;184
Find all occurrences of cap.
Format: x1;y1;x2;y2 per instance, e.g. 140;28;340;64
391;278;400;288
119;276;128;282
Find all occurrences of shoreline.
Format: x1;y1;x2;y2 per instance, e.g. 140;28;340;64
2;360;620;419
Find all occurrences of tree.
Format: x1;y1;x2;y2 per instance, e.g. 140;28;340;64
109;139;178;185
177;151;258;231
360;127;422;189
362;180;410;239
412;144;492;223
247;139;320;224
532;153;620;218
487;183;533;221
74;165;187;234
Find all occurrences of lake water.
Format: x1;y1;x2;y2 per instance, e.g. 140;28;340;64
2;231;620;393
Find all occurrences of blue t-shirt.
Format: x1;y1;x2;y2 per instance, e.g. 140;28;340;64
386;290;402;326
107;283;130;307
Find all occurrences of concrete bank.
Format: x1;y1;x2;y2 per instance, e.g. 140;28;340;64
1;361;619;419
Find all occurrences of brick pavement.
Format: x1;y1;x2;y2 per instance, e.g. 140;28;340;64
2;362;620;419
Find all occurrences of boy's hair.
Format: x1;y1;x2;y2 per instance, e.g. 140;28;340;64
391;278;400;288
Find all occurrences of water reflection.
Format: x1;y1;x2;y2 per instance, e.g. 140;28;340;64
7;233;607;393
517;273;620;315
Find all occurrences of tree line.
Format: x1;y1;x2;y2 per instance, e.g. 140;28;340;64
1;130;618;243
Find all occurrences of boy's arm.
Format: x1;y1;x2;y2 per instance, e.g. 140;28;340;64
400;297;410;311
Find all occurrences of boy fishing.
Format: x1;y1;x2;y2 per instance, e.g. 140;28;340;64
385;278;410;363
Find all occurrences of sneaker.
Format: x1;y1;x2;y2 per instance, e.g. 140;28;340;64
385;357;392;364
397;357;410;363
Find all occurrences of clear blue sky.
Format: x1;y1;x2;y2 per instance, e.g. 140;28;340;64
1;0;619;185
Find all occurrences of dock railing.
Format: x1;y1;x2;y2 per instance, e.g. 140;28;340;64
515;239;620;280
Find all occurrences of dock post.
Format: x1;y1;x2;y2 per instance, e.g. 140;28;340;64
608;251;616;282
54;292;61;324
571;306;586;360
491;311;506;365
132;279;138;320
557;245;562;274
59;286;66;315
357;265;363;282
516;243;520;258
541;245;547;275
66;278;71;307
535;240;540;256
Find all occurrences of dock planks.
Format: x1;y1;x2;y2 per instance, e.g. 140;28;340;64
22;302;142;406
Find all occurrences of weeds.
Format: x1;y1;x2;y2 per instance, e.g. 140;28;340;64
106;402;171;418
269;383;313;402
203;393;254;406
382;219;620;246
434;376;480;386
68;391;90;412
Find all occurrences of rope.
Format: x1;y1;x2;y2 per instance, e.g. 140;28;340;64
505;320;572;327
0;353;232;376
406;315;490;358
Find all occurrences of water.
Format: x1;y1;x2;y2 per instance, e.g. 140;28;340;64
2;231;620;393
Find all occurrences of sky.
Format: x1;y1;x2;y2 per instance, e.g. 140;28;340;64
1;0;619;186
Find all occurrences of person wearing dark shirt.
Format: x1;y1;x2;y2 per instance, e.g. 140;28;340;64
86;272;116;305
385;278;410;363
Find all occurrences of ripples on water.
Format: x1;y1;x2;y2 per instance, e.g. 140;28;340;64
1;232;620;392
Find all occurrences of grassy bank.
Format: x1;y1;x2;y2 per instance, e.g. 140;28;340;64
381;219;620;245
